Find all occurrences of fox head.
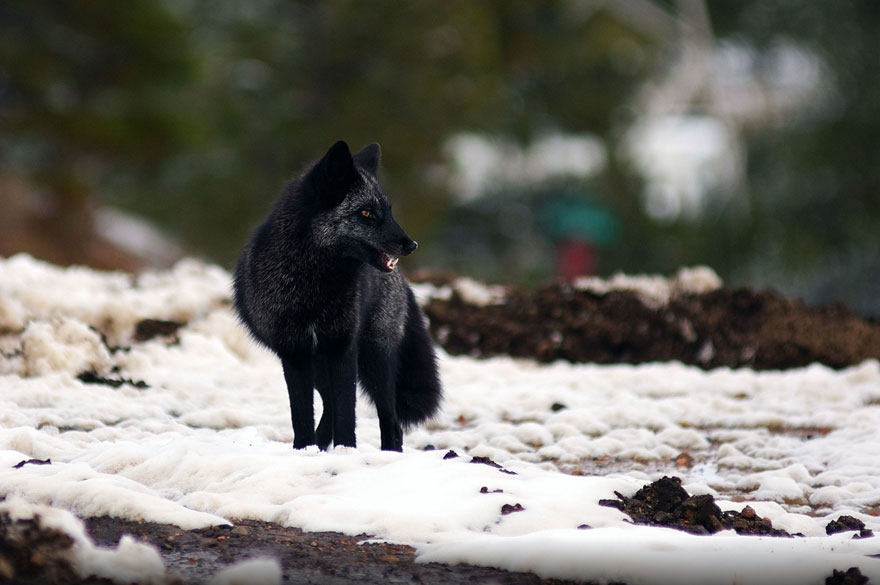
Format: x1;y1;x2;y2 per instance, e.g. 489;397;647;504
307;141;417;273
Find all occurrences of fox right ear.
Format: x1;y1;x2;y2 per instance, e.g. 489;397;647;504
353;143;381;176
314;140;356;207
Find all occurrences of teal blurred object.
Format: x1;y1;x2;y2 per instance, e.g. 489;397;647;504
542;192;621;246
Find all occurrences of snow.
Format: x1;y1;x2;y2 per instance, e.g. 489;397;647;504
207;557;281;585
572;265;722;307
412;276;506;307
419;527;880;585
1;253;880;583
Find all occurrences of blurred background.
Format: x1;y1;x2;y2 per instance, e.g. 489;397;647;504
1;0;878;315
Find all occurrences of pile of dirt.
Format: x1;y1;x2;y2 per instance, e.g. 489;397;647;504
0;509;103;585
599;476;876;541
598;476;796;537
420;279;880;370
597;476;872;585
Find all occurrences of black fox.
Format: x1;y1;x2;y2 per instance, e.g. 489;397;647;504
233;141;442;451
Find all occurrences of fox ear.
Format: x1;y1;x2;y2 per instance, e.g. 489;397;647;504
353;143;381;176
315;140;356;207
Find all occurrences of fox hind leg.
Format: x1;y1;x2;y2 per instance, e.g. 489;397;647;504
359;345;403;451
377;399;403;451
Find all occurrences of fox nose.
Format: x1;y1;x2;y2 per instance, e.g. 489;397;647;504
403;240;418;255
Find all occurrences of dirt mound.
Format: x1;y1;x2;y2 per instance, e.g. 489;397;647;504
0;509;102;585
420;279;880;370
597;477;872;585
598;476;796;537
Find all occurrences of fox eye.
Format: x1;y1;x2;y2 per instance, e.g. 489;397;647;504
360;209;372;218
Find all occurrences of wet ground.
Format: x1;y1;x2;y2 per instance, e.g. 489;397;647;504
83;517;586;585
4;279;880;584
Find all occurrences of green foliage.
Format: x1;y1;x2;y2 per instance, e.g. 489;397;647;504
710;0;880;312
1;1;655;266
0;1;195;165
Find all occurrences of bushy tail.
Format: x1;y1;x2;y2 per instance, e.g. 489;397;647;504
395;293;442;427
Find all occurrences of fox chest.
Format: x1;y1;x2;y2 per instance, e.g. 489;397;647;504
271;286;362;352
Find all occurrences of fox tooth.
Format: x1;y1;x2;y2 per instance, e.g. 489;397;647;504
388;256;399;269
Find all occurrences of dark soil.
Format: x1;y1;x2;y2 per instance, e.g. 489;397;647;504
83;517;584;585
420;278;880;370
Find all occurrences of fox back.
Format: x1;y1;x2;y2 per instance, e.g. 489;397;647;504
233;141;442;451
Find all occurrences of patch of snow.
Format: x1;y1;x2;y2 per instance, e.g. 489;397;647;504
0;255;879;583
0;253;231;345
409;282;452;306
413;267;720;310
573;265;722;307
418;527;880;585
207;557;281;585
21;317;113;376
410;277;507;307
449;277;506;306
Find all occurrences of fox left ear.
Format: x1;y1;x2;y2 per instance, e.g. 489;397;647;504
353;143;381;176
314;140;357;208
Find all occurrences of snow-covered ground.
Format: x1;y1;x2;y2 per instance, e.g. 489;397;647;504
1;254;879;584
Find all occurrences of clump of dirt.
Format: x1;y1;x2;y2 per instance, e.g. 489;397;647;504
0;509;104;585
133;319;184;342
420;280;880;370
826;515;875;539
468;454;518;475
76;370;148;389
826;567;870;585
12;458;51;470
598;476;797;537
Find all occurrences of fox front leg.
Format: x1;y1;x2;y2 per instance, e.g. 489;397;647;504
281;356;317;449
314;355;333;451
324;347;359;448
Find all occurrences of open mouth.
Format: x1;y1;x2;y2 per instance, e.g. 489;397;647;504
380;252;399;272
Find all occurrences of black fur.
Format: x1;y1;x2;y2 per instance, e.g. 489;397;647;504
233;141;442;451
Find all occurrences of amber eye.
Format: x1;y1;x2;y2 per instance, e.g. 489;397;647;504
360;209;372;218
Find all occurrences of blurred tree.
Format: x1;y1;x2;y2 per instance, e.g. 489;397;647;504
0;0;196;268
128;0;504;264
0;1;658;270
710;0;880;314
9;1;874;315
110;0;658;267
